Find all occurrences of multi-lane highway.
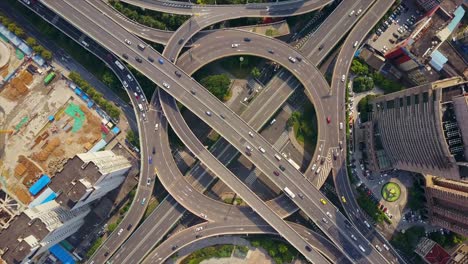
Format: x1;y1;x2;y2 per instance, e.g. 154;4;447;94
39;0;391;262
40;1;341;262
121;0;333;16
330;0;406;263
143;221;351;264
24;0;407;263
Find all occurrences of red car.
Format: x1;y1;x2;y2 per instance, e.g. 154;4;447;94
273;171;280;176
383;207;388;213
326;116;331;123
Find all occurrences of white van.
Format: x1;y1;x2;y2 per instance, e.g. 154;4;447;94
364;221;371;228
359;245;366;252
354;41;359;47
274;154;282;161
339;122;343;130
155;124;159;131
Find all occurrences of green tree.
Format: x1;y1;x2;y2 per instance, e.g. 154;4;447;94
26;37;36;47
107;107;120;120
353;76;374;92
372;72;403;94
251;67;261;78
278;244;288;254
126;130;139;147
350;59;369;75
0;16;11;26
108;222;118;232
32;45;44;53
14;27;25;38
7;23;16;32
41;50;53;61
200;74;231;101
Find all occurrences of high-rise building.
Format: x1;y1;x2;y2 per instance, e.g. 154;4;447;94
366;77;468;179
50;151;132;210
0;151;131;263
364;77;468;235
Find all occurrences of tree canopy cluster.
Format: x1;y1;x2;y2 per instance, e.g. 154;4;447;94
69;71;120;119
350;59;404;94
110;1;188;31
287;103;318;153
200;74;231;101
357;94;379;123
353;76;374;93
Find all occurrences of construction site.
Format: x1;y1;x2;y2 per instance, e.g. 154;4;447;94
0;44;108;208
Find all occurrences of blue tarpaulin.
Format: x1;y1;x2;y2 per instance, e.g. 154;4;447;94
81;94;89;102
448;6;465;32
29;175;51;196
74;87;83;96
41;192;57;204
29;188;56;208
49;244;76;264
430;50;448;71
111;126;120;134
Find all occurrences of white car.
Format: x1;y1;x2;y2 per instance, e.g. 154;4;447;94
124;39;131;45
231;43;239;48
351;234;357;241
341;75;346;82
288;56;297;63
311;164;317;171
195;226;204;232
162;82;170;88
117;228;124;236
326;211;332;218
248;131;254;137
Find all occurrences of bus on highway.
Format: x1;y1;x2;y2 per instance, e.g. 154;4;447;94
114;60;125;71
284;187;296;199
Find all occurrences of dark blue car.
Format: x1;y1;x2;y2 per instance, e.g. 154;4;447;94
158;58;164;65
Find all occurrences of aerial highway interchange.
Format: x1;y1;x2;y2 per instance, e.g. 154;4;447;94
20;0;407;263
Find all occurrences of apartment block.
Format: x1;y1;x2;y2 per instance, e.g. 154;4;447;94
367;77;468;179
0;151;131;264
425;176;468;236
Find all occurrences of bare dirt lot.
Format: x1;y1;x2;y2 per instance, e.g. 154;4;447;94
0;67;103;205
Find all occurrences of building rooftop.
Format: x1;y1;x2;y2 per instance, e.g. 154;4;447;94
0;213;49;264
50;156;102;210
409;10;448;59
415;237;452;264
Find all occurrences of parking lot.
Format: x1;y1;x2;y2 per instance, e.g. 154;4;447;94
369;1;422;54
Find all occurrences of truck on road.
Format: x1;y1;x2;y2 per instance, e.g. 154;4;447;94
284;187;296;199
